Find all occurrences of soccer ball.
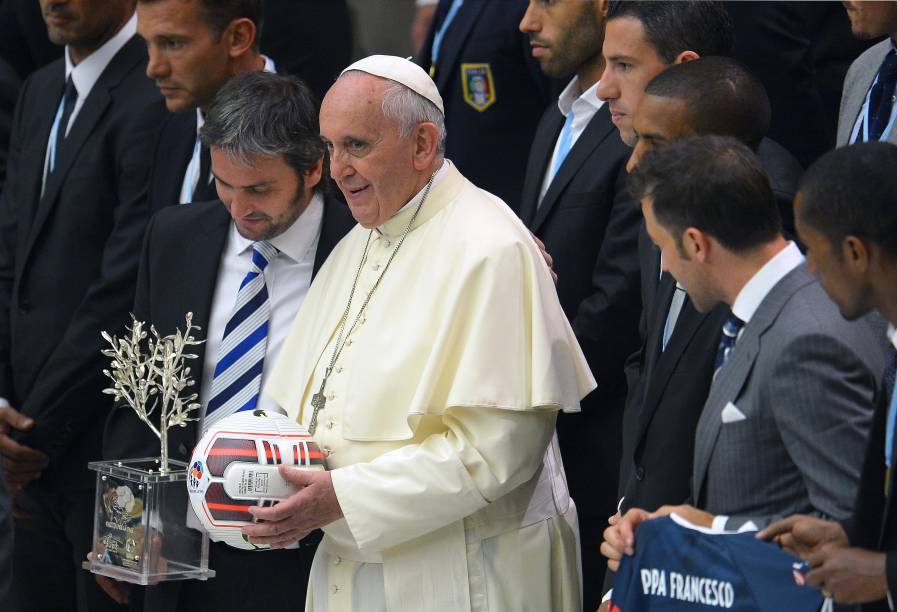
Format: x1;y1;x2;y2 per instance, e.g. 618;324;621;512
186;409;325;550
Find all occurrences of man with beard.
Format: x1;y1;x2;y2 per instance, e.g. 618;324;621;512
517;2;640;603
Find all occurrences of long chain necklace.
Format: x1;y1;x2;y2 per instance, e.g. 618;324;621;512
308;172;437;434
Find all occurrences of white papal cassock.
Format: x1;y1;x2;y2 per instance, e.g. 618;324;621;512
265;161;596;612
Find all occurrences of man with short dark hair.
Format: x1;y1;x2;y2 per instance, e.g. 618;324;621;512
598;0;734;146
136;0;270;210
613;57;774;555
102;71;355;611
0;0;167;609
759;142;897;611
602;135;882;597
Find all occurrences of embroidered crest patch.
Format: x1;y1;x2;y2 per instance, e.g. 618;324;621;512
461;63;496;112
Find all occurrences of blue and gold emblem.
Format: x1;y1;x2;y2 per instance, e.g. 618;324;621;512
461;63;496;112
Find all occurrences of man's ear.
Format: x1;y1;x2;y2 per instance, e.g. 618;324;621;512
304;156;324;192
673;50;700;65
843;235;870;273
683;227;711;262
412;122;441;171
225;18;257;59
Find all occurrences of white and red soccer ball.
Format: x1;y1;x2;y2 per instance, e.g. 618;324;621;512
187;410;325;550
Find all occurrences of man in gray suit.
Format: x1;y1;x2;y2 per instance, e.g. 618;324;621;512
601;135;882;573
838;2;897;146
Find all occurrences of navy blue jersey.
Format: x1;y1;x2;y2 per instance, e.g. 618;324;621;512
610;515;824;611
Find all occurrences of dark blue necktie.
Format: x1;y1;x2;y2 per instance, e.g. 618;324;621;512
868;50;897;141
713;313;745;379
203;241;278;432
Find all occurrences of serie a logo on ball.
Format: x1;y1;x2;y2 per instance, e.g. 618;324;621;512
187;411;325;550
188;460;204;491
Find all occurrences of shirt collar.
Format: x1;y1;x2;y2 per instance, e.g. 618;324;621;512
557;76;603;117
64;13;136;99
377;159;450;240
230;191;325;263
887;324;897;351
731;241;805;324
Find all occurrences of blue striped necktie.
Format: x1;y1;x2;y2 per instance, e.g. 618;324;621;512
713;313;745;380
203;241;278;431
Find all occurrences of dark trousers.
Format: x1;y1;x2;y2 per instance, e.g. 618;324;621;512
12;485;127;612
141;531;321;612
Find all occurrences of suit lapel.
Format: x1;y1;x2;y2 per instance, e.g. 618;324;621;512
691;265;813;502
520;108;563;227
530;105;616;233
158;112;199;208
170;204;230;451
641;275;675;386
840;42;889;146
636;296;712;449
433;0;487;92
17;65;64;241
26;36;144;260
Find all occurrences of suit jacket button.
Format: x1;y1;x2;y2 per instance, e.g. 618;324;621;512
635;466;645;481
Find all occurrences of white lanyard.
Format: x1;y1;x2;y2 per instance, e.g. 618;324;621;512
850;74;897;144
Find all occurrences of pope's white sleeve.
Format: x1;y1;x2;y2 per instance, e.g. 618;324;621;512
330;406;557;553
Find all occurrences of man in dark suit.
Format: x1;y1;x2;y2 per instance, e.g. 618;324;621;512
616;57;766;525
102;72;354;611
416;0;561;209
602;136;881;585
517;2;642;605
136;0;270;212
0;0;167;609
758;142;897;611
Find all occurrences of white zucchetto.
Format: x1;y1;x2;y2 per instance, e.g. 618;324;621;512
341;54;445;115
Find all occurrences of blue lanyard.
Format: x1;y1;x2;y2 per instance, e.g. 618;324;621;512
431;0;464;67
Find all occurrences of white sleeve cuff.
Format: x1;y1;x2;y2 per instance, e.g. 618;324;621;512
602;588;613;604
0;397;9;408
415;0;438;6
711;515;729;531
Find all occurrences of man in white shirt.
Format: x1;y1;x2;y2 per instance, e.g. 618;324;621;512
601;136;882;585
0;1;167;609
102;71;354;611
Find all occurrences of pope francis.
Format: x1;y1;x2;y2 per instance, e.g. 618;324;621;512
241;55;596;612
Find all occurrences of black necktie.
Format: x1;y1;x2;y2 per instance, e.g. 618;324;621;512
53;76;78;169
868;50;897;141
194;144;216;201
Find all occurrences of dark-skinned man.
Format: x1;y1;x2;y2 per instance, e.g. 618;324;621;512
759;142;897;611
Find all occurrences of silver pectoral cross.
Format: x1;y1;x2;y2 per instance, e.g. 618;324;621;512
308;368;331;435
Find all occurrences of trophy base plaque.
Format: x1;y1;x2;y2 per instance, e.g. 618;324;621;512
83;458;215;585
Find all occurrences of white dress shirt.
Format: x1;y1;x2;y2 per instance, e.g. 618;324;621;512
538;76;605;203
730;241;805;326
198;192;324;421
42;13;137;193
